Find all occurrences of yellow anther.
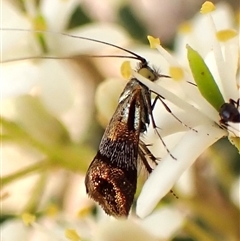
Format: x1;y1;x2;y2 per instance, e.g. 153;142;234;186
45;204;59;217
200;1;215;14
147;36;161;49
65;229;81;241
77;207;92;218
216;29;237;42
121;61;132;79
179;22;192;33
169;66;184;81
22;213;36;226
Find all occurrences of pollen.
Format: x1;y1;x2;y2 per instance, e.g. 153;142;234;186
65;229;81;241
216;29;237;42
22;212;36;226
200;1;215;14
121;61;132;79
169;66;184;81
179;22;192;34
147;36;161;49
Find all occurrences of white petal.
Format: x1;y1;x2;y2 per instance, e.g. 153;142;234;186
2;1;31;29
2;144;41;213
208;2;234;30
174;166;195;197
137;124;225;218
63;175;91;217
93;219;158;241
95;78;126;127
140;207;184;239
40;0;80;31
31;222;64;241
222;37;239;100
1;1;40;61
36;60;76;114
1;61;40;98
2;220;28;241
227;123;240;138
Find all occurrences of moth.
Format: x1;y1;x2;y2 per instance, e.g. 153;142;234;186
84;56;169;217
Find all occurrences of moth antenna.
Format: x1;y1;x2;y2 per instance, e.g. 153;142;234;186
2;54;143;64
1;28;147;64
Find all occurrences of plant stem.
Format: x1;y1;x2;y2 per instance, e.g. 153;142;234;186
1;160;49;187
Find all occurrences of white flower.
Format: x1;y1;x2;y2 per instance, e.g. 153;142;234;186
135;1;239;217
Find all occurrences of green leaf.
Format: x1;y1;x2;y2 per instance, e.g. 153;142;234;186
187;45;224;111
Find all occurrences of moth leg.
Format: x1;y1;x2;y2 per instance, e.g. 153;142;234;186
153;95;197;132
